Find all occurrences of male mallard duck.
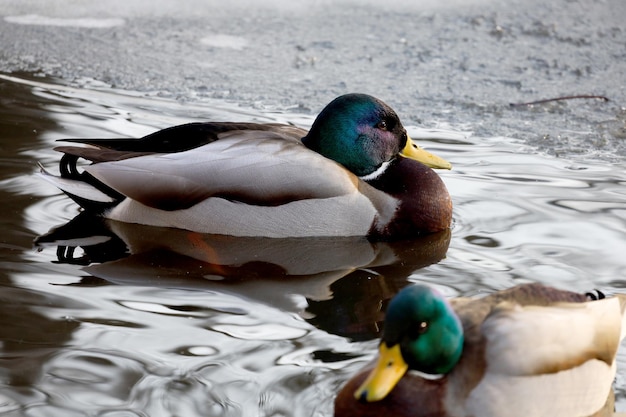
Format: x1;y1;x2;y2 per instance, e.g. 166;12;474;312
335;283;626;417
38;94;452;239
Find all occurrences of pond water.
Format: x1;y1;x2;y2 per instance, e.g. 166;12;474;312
1;73;626;416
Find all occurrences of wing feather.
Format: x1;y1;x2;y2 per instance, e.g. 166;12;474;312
84;131;360;210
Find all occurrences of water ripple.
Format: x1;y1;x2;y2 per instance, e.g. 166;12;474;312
213;323;308;341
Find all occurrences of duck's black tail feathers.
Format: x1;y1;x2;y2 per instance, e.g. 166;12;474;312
37;162;121;212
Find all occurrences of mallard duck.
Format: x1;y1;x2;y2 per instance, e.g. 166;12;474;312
335;283;626;417
38;94;452;239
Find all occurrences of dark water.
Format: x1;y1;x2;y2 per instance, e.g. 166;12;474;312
1;73;626;416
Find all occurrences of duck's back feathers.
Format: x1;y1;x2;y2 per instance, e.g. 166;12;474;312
60;122;305;153
482;297;625;376
462;295;626;417
52;123;314;213
84;132;363;210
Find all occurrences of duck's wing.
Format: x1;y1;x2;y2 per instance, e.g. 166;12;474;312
83;130;363;211
460;293;626;417
49;122;310;209
453;284;624;376
482;296;625;374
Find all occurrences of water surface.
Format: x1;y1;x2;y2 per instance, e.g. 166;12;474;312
1;74;626;416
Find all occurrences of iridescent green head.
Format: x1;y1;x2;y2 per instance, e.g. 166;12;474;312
302;94;409;176
355;284;464;402
384;285;464;374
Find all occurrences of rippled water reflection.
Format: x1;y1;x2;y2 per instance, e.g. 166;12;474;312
1;73;626;416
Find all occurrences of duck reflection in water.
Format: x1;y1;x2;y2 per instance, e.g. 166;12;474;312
36;212;451;340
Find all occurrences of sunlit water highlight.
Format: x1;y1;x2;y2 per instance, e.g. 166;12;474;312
1;74;625;416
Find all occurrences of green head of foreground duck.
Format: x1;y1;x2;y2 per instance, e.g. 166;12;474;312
355;284;463;402
41;93;452;238
336;283;626;417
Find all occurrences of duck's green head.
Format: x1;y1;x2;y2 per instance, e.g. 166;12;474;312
355;284;464;402
302;94;450;176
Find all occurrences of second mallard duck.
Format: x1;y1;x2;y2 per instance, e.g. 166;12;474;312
335;283;626;417
39;93;452;239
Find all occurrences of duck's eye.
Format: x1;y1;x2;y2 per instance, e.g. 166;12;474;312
377;120;388;130
408;321;429;340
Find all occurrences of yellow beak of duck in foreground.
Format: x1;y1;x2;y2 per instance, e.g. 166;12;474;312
354;343;409;402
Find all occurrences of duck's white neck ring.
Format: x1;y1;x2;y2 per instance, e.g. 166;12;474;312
359;160;392;181
407;370;445;380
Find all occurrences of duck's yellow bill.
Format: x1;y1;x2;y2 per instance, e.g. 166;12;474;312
354;343;409;402
401;136;452;170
